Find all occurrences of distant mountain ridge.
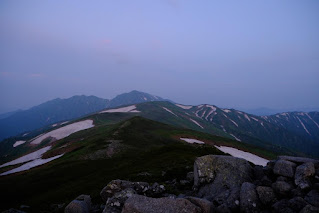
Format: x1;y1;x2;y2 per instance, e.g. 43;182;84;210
0;91;166;141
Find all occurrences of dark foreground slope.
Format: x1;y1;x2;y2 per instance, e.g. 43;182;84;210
0;116;262;212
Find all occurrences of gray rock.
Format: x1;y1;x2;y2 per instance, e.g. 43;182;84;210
272;181;293;196
146;182;165;197
186;196;214;213
102;188;136;213
65;194;91;213
278;156;319;165
122;194;202;213
100;180;149;202
300;205;319;213
187;171;194;182
256;186;277;205
273;160;296;178
304;190;319;207
194;155;253;200
272;199;294;213
240;182;260;213
213;187;240;212
295;162;315;190
288;197;308;212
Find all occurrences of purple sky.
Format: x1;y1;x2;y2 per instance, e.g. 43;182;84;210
1;0;318;113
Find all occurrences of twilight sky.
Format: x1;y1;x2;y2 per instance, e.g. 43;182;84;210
1;0;319;113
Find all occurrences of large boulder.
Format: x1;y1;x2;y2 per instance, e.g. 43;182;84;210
273;160;296;178
240;182;260;213
272;181;293;196
295;162;315;190
304;190;319;207
278;156;319;166
185;197;214;213
122;194;202;213
65;194;91;213
300;205;319;213
194;155;253;200
256;186;277;205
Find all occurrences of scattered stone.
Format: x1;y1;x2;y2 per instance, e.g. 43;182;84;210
256;186;277;205
273;160;296;178
240;182;260;213
122;194;202;213
288;197;308;212
300;205;319;213
65;194;91;213
272;181;293;196
186;196;213;213
295;162;315;190
103;188;136;213
278;156;319;165
272;199;294;213
194;155;252;200
304;190;319;207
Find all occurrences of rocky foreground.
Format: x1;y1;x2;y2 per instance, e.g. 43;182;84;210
29;155;319;213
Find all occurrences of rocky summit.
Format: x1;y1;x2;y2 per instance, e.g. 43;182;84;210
61;155;319;213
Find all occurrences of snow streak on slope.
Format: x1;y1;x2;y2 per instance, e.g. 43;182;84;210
30;119;94;145
296;117;311;135
180;138;205;144
305;113;319;129
162;107;178;117
214;146;269;166
100;105;140;113
0;146;52;168
13;140;26;147
175;104;193;110
230;134;241;142
189;118;204;129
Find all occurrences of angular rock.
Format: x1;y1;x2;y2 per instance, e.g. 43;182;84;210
304;190;319;207
300;205;319;213
272;181;293;196
295;162;315;190
102;188;136;213
272;199;294;213
288;197;308;212
146;182;165;197
278;156;319;165
65;194;91;213
256;186;277;205
194;155;253;200
213;187;240;212
273;160;296;178
187;171;194;182
100;180;149;202
240;182;260;213
186;196;213;213
122;194;202;213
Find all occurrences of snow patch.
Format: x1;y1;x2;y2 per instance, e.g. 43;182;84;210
0;154;64;176
305;113;319;129
180;138;205;144
175;104;193;110
230;134;241;141
296;117;311;135
162;107;178;117
100;105;140;113
205;108;216;121
30;120;94;145
13;141;26;148
23;133;29;136
214;146;269;166
244;114;251;122
229;119;239;127
0;146;52;168
197;104;204;108
189;118;204;129
60;121;69;125
143;97;147;101
251;117;259;122
223;109;231;113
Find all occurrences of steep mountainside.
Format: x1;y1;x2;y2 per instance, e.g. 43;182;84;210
0;91;167;141
0;95;109;140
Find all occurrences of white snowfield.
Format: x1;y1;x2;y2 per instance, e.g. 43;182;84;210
175;104;193;110
214;145;269;166
180;138;205;144
13;140;26;147
189;118;204;129
100;105;140;113
30;119;94;145
0;154;63;176
0;146;52;168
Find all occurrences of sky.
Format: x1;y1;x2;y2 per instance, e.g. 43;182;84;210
0;0;319;113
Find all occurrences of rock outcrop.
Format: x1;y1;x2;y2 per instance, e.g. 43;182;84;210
64;155;319;213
